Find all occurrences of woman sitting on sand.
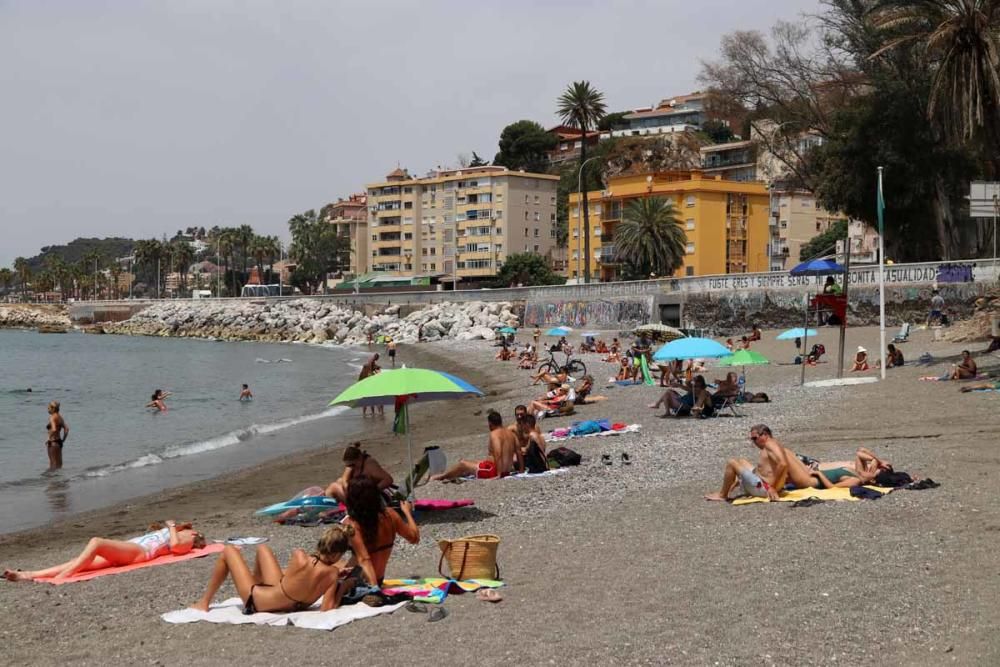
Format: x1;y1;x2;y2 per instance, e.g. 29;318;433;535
325;444;395;503
342;476;419;586
851;347;870;372
573;375;607;405
527;384;572;416
614;356;633;382
192;525;362;613
4;520;205;583
595;339;609;354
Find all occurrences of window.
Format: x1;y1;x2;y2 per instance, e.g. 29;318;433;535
573;229;579;238
685;266;694;277
430;263;436;271
371;235;377;241
404;232;412;240
534;195;540;203
430;247;436;255
534;212;540;221
550;213;556;222
524;194;530;203
524;211;529;221
550;228;556;238
686;242;695;254
403;187;413;194
534;228;540;237
571;206;579;218
780;220;788;229
685;195;696;207
403;202;413;209
551;195;557;205
572;250;579;260
816;221;822;231
594;226;601;237
533;245;539;252
496;226;502;235
593;204;602;215
495;209;503;219
421;248;428;256
685;219;695;230
496;193;503;202
524;227;529;237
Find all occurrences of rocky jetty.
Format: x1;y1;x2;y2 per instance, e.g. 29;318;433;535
102;299;520;345
0;304;71;330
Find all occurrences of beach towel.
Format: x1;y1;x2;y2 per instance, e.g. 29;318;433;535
380;577;503;604
33;543;225;585
919;374;988;382
161;597;405;631
546;424;641;442
214;537;269;546
731;486;894;506
503;468;571;480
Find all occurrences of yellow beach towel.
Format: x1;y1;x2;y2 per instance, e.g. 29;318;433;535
731;486;894;506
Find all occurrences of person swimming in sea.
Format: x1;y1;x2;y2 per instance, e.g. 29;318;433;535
146;389;171;412
239;384;254;401
45;401;69;470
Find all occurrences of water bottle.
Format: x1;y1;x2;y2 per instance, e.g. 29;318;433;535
738;373;746;391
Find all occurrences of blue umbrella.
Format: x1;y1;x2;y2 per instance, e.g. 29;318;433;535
498;326;517;334
546;326;571;336
777;328;818;340
653;337;732;362
790;258;845;276
580;332;600;338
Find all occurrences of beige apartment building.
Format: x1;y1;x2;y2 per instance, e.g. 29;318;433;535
365;165;559;282
767;185;846;270
320;193;368;277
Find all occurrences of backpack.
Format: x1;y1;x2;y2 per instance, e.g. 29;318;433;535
547;447;581;468
523;442;549;474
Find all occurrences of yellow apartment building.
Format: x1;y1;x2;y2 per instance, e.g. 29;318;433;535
365;166;559;282
567;170;771;281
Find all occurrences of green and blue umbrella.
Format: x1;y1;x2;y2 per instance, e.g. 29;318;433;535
330;367;483;498
653;337;732;362
718;349;770;367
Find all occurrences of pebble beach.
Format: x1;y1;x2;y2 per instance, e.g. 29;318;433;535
2;325;999;666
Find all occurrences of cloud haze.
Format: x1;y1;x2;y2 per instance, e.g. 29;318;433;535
0;0;820;266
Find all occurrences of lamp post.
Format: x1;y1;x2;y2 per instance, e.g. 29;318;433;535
576;156;599;284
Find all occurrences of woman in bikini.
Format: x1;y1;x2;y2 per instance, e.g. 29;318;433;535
341;476;419;586
192;524;362;613
4;520;204;583
145;389;171;412
45;401;69;470
324;444;395;503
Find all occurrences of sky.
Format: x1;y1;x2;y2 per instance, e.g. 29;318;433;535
0;0;821;267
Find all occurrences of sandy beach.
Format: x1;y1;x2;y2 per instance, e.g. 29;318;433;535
2;326;999;666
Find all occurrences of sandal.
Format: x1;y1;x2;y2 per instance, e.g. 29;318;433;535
405;601;428;613
476;589;503;603
621;453;631;465
601;454;612;466
428;607;449;623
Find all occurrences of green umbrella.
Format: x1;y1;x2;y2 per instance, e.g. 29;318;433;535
718;349;770;367
330;367;483;499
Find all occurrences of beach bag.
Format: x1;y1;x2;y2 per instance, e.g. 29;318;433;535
547;446;581;467
438;534;501;580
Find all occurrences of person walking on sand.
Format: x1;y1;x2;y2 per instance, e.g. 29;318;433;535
431;410;523;481
358;355;383;417
239;384;254;401
705;424;787;501
4;520;204;583
45;401;69;470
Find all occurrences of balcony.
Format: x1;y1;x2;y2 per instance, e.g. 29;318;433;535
599;244;619;264
602;205;622;222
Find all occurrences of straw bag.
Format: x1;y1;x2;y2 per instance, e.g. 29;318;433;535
437;534;501;580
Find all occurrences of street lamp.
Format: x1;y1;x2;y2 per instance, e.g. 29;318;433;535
577;156;600;283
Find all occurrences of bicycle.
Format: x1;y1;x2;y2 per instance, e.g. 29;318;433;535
536;346;587;378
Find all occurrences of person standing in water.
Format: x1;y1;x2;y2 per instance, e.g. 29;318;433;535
386;338;397;367
45;401;69;470
239;384;254;401
146;389;171;412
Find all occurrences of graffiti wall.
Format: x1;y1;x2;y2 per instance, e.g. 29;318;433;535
523;297;652;328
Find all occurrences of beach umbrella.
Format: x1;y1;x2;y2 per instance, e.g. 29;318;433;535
580;331;600;338
789;258;846;276
653;337;732;362
634;323;686;342
718;349;770;367
498;326;517;334
546;326;572;336
777;328;817;340
330;367;483;499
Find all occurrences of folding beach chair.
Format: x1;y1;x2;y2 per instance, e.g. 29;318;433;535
712;395;742;418
893;322;911;343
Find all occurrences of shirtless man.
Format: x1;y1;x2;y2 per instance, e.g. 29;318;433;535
951;350;977;380
325;443;394;502
509;405;529;453
650;375;714;418
239;384;253;401
705;424;786;501
519;414;549;473
431;411;523;481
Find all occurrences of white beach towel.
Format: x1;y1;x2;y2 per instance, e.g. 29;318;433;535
504;468;570;480
161;598;405;631
545;423;641;442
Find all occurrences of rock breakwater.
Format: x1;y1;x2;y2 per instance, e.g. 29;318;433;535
0;304;71;330
102;299;520;345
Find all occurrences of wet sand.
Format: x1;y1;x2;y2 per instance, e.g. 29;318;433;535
2;326;999;666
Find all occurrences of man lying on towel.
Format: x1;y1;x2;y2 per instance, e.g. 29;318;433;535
705;424;786;501
431;410;523;481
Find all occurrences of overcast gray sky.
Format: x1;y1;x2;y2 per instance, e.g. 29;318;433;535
0;0;820;266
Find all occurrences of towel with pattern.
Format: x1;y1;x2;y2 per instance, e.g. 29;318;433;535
380;577;504;604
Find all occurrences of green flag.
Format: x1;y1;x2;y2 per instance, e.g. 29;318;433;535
877;171;885;236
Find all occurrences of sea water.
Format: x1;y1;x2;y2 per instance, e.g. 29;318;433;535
0;329;366;534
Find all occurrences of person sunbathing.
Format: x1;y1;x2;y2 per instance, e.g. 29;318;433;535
595;340;609;354
886;344;905;368
528;384;571;416
191;525;359;613
532;368;569;386
951;350;978;379
324;444;394;503
782;447;890;490
705;424;785;501
649;375;714;418
341;476;419;586
495;345;514;361
613;357;632;382
5;520;205;583
748;325;762;342
431;410;524;481
851;347;870;372
959;379;1000;392
573;375;607;404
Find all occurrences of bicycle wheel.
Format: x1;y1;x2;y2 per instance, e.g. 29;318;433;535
565;360;588;377
537;360;559;374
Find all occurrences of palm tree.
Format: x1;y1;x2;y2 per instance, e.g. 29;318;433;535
237;224;255;288
81;250;103;299
133;239;165;298
557;81;607;283
109;262;122;300
13;257;30;298
0;267;13;296
171;240;195;295
251;235;279;285
873;1;1000;156
613;197;688;279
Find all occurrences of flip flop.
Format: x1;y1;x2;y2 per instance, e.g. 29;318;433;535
601;454;612;466
621;453;631;465
476;589;503;603
405;601;428;613
428;607;449;623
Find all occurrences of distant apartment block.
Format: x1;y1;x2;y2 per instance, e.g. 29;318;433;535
365;165;558;283
320;193;367;277
546;125;601;165
608;92;708;138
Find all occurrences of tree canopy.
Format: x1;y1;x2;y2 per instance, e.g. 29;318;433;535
492;120;557;173
493;253;565;287
288;210;349;294
799;219;848;262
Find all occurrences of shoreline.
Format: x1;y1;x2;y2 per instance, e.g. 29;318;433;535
0;339;491;549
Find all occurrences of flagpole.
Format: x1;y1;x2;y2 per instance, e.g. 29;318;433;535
877;167;886;381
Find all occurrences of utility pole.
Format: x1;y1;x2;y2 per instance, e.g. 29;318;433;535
836;229;852;379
